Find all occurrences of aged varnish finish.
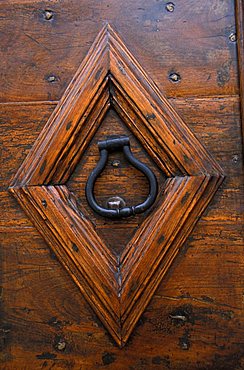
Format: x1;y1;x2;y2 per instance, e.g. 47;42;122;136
0;1;243;369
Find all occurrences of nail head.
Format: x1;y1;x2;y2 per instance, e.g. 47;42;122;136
229;32;237;42
57;340;66;351
44;10;53;20
166;2;175;12
169;72;181;83
111;160;120;168
47;75;56;83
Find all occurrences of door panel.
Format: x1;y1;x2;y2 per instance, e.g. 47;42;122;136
1;1;243;369
0;0;239;102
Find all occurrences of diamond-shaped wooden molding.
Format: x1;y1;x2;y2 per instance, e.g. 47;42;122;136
10;24;224;347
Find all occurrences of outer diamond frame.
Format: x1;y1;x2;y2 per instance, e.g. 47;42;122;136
9;24;224;347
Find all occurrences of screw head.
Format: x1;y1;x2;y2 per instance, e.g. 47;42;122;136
44;10;53;20
229;32;237;42
165;2;175;12
169;72;181;83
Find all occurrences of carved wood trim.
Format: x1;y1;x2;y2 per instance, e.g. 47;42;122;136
10;24;224;347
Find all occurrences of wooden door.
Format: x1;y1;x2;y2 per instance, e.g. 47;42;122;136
1;1;243;369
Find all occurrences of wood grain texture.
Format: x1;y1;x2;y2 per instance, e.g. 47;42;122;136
8;25;224;347
1;1;243;368
0;0;238;102
236;0;244;143
1;95;243;368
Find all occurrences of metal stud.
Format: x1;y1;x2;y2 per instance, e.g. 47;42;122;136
169;72;181;83
229;32;237;42
47;75;57;83
106;196;126;210
44;10;53;20
111;159;120;167
57;340;66;351
165;2;175;12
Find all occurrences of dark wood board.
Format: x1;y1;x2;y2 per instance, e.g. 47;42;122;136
0;0;239;102
236;0;244;143
1;0;243;367
1;95;243;368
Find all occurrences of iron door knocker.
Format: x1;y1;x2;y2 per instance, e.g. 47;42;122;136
85;136;158;219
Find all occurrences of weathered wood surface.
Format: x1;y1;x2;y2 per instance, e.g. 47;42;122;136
7;25;225;347
236;0;244;143
0;0;238;102
0;0;243;368
1;95;243;368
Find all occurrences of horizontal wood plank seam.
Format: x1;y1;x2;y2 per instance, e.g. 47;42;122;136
0;95;240;107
